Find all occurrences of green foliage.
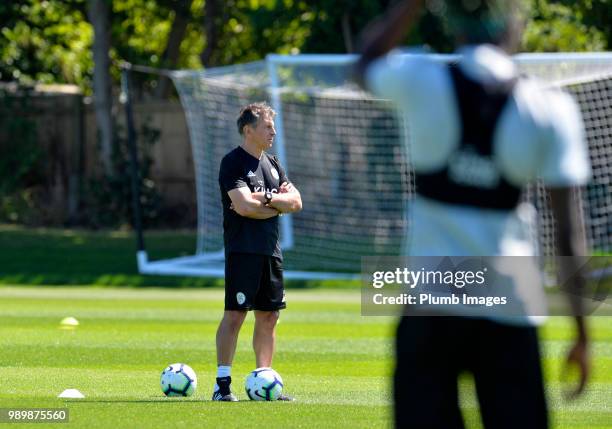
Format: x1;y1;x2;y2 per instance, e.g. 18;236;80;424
0;1;92;89
83;120;162;228
112;0;204;68
299;0;391;53
217;0;390;57
1;0;610;93
524;0;607;52
554;0;612;49
410;7;454;53
0;0;205;93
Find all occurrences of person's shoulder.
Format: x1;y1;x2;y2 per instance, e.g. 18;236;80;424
220;147;245;174
221;146;243;163
263;151;281;165
513;78;581;126
514;77;572;102
365;50;443;96
369;52;441;79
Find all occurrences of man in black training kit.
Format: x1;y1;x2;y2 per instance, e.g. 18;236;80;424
356;1;591;428
213;102;302;401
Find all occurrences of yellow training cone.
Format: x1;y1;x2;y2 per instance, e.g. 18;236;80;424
59;317;80;329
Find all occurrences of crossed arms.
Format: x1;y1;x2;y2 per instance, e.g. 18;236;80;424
227;182;302;219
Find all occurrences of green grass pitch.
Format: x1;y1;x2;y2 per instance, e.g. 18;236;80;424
0;286;610;428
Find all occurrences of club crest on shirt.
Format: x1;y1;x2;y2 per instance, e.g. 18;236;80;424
270;167;279;180
448;147;500;188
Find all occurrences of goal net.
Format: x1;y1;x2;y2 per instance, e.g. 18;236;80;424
137;53;612;279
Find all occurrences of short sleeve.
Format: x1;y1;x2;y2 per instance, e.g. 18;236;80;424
276;158;289;184
538;91;591;186
364;52;429;105
219;156;247;193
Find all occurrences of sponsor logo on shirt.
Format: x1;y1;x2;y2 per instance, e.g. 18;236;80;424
247;170;256;177
448;146;500;188
254;186;278;193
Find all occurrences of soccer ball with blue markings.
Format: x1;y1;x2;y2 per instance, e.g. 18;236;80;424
160;363;197;397
245;367;284;401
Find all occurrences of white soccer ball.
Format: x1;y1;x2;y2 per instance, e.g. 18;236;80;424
160;363;197;397
245;367;284;401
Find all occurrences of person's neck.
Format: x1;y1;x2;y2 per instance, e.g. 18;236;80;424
241;141;263;159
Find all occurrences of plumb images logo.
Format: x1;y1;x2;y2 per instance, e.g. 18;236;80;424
361;256;612;317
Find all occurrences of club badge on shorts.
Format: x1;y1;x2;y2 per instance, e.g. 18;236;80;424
270;167;279;180
236;292;246;305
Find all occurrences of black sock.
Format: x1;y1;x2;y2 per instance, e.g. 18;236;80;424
216;376;232;395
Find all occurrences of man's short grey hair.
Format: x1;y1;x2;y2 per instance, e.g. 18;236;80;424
237;102;276;136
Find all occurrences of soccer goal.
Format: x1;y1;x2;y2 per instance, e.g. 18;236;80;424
131;52;612;280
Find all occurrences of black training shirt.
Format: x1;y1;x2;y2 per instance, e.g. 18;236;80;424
219;146;288;258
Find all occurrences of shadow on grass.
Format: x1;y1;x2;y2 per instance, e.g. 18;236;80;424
72;398;209;403
72;399;292;404
0;225;361;289
0;225;214;287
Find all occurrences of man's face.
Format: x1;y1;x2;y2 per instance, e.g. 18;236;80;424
248;115;276;149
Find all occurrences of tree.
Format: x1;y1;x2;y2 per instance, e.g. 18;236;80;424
88;0;114;175
200;0;224;67
155;0;194;98
556;0;612;49
524;0;607;52
299;0;392;54
0;1;92;87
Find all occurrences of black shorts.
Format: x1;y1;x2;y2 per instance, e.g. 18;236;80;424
224;252;286;311
394;317;548;429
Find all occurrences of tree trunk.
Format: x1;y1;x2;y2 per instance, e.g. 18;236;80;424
200;0;223;67
155;0;193;99
341;12;354;53
88;0;113;176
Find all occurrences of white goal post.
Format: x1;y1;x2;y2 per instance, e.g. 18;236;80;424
134;52;612;280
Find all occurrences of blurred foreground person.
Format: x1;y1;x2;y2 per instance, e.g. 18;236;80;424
356;1;591;427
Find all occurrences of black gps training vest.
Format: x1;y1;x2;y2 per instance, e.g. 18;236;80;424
414;65;522;210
